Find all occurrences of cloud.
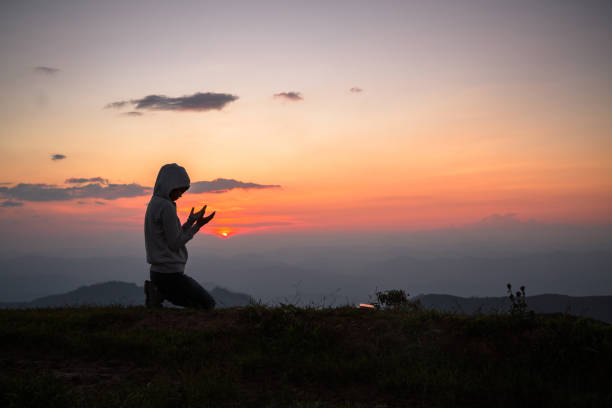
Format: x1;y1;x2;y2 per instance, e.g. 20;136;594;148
121;111;143;117
33;66;60;75
51;154;66;161
349;87;363;93
105;92;239;112
105;101;129;109
65;177;109;185
189;178;281;194
0;200;24;207
95;201;106;205
273;92;303;101
0;177;278;202
0;183;152;202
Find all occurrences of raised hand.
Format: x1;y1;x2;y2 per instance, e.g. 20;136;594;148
187;205;207;225
195;206;215;228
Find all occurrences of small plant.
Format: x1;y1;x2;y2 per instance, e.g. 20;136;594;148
506;283;532;318
375;289;422;312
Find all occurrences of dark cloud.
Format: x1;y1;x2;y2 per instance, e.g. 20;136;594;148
33;66;60;75
189;178;281;194
65;177;109;185
273;92;303;101
121;111;143;117
105;92;239;112
0;183;152;202
349;87;363;93
0;177;278;202
51;154;66;161
0;200;24;207
95;201;106;205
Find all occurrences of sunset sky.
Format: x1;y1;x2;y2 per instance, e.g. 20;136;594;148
1;0;611;251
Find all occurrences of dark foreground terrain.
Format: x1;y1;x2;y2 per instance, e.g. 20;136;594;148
1;306;611;407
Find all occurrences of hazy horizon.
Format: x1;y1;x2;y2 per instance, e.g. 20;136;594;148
1;215;611;303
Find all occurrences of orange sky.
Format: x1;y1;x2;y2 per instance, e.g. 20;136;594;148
1;1;611;243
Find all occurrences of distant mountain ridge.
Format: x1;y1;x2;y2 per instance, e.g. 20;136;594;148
1;250;610;324
0;281;252;309
0;281;610;324
1;251;611;303
417;294;612;323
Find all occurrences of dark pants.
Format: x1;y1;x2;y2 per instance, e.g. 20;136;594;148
150;271;216;310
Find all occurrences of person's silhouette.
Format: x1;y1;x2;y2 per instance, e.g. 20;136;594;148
144;163;216;308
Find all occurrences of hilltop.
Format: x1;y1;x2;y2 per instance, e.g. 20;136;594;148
1;306;611;407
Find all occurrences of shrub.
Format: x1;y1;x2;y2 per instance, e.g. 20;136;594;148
506;283;533;319
375;289;422;312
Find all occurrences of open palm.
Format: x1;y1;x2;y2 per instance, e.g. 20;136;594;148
195;207;215;228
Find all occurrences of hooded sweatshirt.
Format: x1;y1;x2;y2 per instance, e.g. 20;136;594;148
145;163;201;273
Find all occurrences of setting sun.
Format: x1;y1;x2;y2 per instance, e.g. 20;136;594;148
212;229;234;239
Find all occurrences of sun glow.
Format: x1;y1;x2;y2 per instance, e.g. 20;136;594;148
212;228;234;239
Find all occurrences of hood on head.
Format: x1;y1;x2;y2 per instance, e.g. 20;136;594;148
153;163;190;200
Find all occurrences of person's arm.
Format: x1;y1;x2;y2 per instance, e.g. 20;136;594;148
161;206;201;251
181;210;197;232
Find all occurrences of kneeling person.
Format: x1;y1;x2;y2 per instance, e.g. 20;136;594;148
144;163;216;309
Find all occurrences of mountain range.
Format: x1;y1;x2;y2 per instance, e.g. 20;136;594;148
1;281;610;323
417;293;612;323
0;281;252;309
2;251;612;302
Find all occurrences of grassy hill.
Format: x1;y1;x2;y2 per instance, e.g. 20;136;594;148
1;306;611;407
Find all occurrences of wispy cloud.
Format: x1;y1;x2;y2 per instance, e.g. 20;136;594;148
65;177;109;185
273;92;303;101
0;200;24;207
33;66;60;75
105;92;239;112
51;154;66;161
0;183;151;202
189;178;281;194
121;111;143;117
349;87;363;93
105;101;129;109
